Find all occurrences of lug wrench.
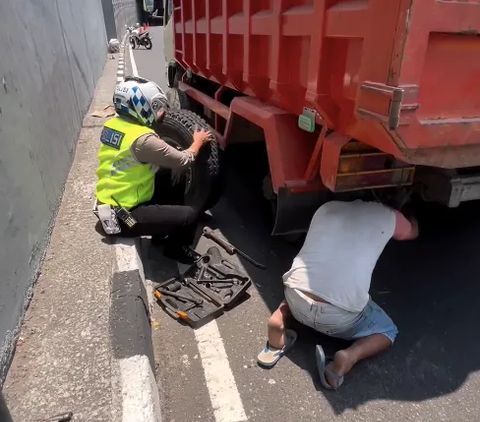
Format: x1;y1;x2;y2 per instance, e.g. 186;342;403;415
156;289;203;305
202;227;266;270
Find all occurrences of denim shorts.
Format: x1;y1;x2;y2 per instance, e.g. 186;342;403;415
284;287;398;344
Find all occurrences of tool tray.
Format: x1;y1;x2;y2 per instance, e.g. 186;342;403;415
155;246;251;328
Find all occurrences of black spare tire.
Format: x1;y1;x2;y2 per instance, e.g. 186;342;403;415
157;110;224;212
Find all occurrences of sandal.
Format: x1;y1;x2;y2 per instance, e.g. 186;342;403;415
315;344;344;390
257;329;297;368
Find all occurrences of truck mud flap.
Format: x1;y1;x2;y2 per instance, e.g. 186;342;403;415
272;187;327;236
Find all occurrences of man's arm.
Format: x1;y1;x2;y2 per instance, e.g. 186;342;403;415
392;209;419;241
134;109;212;170
132;129;211;170
132;133;193;169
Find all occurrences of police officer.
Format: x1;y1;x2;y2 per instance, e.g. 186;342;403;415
95;76;211;264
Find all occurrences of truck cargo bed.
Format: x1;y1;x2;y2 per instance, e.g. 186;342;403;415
172;0;480;169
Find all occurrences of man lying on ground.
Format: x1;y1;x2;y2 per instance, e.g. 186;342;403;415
257;200;418;390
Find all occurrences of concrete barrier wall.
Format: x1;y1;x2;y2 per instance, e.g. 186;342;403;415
102;0;141;41
113;0;142;37
0;0;136;381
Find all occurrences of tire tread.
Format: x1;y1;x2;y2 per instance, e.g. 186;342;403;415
157;110;223;211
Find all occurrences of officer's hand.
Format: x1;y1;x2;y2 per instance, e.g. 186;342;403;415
155;109;166;124
193;126;212;145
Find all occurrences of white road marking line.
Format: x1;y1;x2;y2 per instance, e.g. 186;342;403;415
117;77;124;83
126;37;246;420
195;321;247;422
130;44;139;77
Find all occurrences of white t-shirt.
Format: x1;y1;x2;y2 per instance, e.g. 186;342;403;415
283;200;395;312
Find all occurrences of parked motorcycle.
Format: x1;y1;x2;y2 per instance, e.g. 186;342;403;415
128;25;153;50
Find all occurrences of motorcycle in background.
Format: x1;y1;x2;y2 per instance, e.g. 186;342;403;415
127;24;153;50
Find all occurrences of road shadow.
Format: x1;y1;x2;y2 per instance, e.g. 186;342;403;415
207;145;480;414
142;141;480;414
304;201;480;413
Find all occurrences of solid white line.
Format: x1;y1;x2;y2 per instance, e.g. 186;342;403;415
129;44;139;77
119;355;161;422
195;321;247;422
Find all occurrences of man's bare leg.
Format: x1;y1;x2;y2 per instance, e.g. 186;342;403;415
326;334;392;388
267;301;292;349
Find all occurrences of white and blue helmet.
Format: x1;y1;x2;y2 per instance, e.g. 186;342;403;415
113;76;168;127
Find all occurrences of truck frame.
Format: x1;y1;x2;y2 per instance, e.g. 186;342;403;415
163;0;480;235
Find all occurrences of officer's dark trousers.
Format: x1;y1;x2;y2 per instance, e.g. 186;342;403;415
119;170;199;249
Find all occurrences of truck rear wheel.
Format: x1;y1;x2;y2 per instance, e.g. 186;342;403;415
166;88;189;110
158;110;224;212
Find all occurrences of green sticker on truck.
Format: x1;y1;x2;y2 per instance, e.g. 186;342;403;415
298;109;316;133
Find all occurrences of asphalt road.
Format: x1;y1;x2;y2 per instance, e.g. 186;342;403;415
133;27;480;422
128;26;167;89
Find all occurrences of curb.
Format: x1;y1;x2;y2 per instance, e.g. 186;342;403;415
111;238;161;422
110;39;162;422
117;37;127;83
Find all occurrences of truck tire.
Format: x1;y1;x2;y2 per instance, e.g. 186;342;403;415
167;61;184;88
158;110;224;211
167;62;177;88
166;88;189;110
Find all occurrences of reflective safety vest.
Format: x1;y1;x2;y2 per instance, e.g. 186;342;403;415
96;117;156;210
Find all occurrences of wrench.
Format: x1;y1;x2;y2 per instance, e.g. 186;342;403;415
157;289;203;305
202;227;267;270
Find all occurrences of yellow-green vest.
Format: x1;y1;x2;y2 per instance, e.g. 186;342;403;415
96;117;156;209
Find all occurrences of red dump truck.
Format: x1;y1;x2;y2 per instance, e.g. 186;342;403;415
162;0;480;235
